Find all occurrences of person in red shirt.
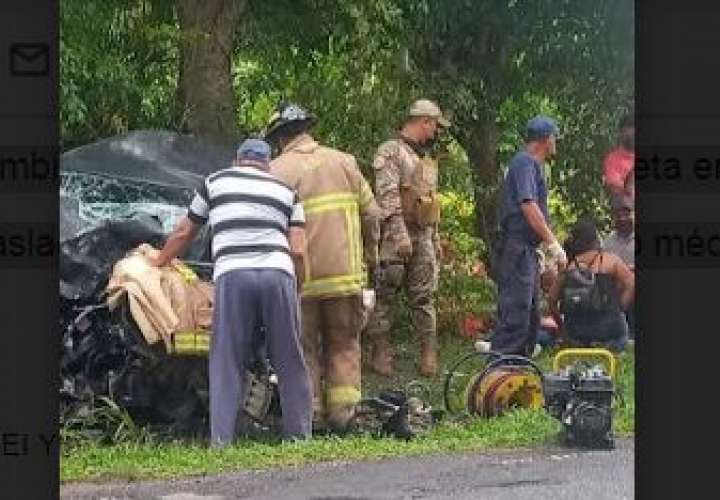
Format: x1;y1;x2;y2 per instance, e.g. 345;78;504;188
603;114;635;198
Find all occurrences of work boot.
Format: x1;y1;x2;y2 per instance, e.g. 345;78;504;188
326;405;356;435
419;343;437;377
371;339;394;376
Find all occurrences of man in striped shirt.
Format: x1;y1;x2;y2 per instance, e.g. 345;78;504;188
150;138;313;445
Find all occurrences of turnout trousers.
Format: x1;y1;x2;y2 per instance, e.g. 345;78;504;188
301;295;363;429
490;237;541;356
210;269;312;445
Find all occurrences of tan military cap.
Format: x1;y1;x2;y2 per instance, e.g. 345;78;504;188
408;99;451;128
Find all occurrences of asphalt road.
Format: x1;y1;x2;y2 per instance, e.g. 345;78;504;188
61;439;634;500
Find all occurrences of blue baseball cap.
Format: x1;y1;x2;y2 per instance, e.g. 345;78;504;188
236;138;271;167
526;116;559;141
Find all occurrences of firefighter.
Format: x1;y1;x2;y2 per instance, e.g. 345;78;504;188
364;99;449;377
265;102;381;432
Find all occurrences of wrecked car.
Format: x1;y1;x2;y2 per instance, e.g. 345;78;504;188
60;130;435;440
60;130;230;436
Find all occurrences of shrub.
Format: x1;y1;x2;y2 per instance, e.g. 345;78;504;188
436;190;496;339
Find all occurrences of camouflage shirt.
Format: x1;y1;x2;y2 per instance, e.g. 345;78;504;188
373;137;439;262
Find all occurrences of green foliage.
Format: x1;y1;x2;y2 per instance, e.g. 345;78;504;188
395;0;633;239
61;0;180;150
61;0;632;229
434;188;496;334
401;0;633;122
548;188;577;244
437;142;475;195
613;348;635;435
235;0;418;173
437;273;497;336
61;397;154;449
438;191;475;247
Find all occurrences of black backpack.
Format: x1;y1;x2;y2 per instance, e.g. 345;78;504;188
561;252;621;315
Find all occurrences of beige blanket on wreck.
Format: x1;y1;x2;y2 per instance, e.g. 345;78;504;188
106;244;213;352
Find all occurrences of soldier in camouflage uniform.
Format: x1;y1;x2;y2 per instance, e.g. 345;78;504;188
365;99;450;377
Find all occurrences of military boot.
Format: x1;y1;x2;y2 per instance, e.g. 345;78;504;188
371;338;394;377
419;340;438;377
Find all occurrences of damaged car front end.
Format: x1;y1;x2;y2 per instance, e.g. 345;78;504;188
60;130;436;441
60;131;225;437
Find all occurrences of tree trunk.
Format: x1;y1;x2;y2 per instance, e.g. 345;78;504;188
176;0;245;147
455;118;501;248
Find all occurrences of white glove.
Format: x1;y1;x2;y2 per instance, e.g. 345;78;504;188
362;288;376;311
546;239;568;266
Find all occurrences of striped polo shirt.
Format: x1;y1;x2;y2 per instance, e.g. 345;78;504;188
187;165;304;280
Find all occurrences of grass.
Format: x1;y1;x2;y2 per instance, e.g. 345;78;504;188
61;332;635;483
62;410;563;482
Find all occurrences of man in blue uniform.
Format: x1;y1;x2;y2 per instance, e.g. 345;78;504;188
481;116;568;357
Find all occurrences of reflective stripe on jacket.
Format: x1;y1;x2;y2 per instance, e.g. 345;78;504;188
270;134;380;298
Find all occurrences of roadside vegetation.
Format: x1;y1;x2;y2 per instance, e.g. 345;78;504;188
61;332;634;482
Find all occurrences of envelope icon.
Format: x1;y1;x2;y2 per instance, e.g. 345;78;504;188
10;43;49;76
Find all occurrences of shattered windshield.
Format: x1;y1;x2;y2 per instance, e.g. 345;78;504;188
60;170;193;236
59;131;232;300
59;130;234;240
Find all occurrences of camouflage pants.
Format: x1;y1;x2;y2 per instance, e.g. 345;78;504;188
301;294;363;428
365;228;438;350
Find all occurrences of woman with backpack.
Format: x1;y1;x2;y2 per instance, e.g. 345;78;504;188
548;217;635;352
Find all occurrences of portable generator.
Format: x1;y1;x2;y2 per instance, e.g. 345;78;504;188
543;348;616;449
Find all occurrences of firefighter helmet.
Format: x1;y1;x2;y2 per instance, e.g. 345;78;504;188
263;102;316;143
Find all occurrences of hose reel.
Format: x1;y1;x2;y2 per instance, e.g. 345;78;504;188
444;352;545;417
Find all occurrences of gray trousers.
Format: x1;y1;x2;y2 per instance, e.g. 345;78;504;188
210;268;312;445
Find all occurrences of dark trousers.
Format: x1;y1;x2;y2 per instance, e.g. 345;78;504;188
210;269;312;445
491;237;541;356
565;310;629;353
626;307;635;339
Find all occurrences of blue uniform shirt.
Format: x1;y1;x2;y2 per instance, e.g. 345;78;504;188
498;150;549;246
